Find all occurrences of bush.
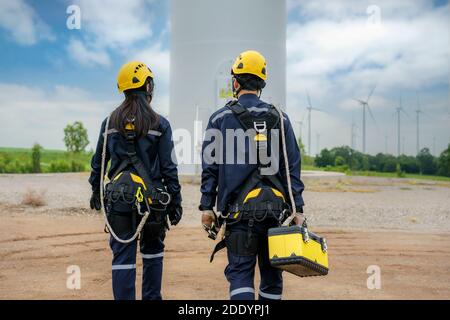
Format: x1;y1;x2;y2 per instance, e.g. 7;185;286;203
334;156;345;166
417;148;437;175
315;149;334;167
437;144;450;177
71;160;86;172
398;155;420;174
383;159;397;172
31;143;42;173
49;160;71;173
396;163;405;178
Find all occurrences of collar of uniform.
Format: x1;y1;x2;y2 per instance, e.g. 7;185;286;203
237;93;260;106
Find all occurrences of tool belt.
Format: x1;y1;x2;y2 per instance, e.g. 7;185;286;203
104;171;169;213
226;186;291;225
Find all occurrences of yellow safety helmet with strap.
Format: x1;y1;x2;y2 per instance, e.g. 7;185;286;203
117;61;154;93
231;50;267;81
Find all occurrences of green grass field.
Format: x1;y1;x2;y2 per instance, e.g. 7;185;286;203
0;147;92;173
1;147;449;182
302;163;450;182
345;170;450;182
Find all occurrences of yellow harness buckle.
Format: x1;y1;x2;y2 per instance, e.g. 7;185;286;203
135;187;144;202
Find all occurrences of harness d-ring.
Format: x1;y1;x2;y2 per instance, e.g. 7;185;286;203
158;191;171;206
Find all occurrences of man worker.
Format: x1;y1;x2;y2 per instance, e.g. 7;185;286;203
199;50;305;300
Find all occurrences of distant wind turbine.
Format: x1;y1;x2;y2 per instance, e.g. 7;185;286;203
394;96;411;156
306;91;325;156
354;85;377;153
415;93;424;155
350;113;359;150
295;110;307;141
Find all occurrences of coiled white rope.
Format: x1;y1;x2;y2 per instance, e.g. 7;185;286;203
99;115;150;244
272;105;299;227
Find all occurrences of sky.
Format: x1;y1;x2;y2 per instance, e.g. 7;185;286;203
0;0;448;156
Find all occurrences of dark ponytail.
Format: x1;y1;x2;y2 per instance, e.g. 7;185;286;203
110;78;160;139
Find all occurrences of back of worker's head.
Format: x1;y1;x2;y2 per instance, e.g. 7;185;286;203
111;61;160;139
231;50;267;97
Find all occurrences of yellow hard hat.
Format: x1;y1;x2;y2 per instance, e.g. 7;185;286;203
117;61;154;93
231;50;267;81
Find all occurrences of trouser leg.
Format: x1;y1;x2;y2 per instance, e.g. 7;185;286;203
257;233;283;300
108;211;138;300
109;233;137;300
224;250;257;300
140;221;166;300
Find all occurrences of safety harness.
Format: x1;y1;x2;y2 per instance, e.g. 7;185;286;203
109;123;171;207
100;117;171;244
209;101;293;262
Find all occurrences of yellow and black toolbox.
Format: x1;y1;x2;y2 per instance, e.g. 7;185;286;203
268;225;329;277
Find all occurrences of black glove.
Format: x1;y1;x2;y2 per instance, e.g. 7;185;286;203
168;204;182;226
90;192;101;211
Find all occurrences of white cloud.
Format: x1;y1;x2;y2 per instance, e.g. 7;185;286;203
0;0;54;45
0;83;118;149
67;0;158;67
286;0;449;155
132;43;170;115
133;43;170;85
74;0;154;49
67;38;111;67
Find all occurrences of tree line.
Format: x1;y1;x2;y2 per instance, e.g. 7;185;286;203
314;144;450;177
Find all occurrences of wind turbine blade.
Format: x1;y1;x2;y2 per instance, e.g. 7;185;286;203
312;107;326;113
354;98;365;105
401;108;412;119
366;104;377;125
367;85;377;103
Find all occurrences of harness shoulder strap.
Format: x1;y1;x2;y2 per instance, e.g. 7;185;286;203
110;125;171;206
227;101;254;131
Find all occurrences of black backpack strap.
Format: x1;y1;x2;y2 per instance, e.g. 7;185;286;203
227;101;280;131
227;101;255;131
210;238;226;263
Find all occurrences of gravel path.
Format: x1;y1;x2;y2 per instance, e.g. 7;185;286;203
0;172;449;232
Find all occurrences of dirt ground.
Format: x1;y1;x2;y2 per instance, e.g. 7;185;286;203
0;173;449;300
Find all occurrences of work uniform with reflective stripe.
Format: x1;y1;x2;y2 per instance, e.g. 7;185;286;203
109;223;165;300
89;115;181;300
200;93;305;300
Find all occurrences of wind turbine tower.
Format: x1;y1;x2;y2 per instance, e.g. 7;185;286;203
354;86;377;153
306;91;324;156
415;93;423;155
395;96;409;156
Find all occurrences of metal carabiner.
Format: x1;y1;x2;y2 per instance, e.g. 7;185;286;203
158;191;171;206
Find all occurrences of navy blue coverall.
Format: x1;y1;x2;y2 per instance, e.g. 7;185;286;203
200;93;305;300
89;115;181;300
